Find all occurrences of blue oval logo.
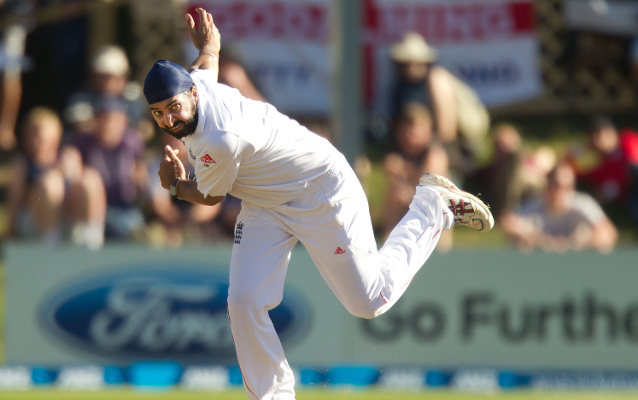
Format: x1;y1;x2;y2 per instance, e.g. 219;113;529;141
39;265;312;362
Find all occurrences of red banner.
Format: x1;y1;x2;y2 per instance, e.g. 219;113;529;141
365;0;535;44
189;2;328;42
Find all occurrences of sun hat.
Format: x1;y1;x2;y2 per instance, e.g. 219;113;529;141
390;32;437;63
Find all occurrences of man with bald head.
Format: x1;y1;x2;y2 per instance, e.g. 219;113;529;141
145;8;494;400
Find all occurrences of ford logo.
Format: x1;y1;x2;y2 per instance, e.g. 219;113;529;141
38;265;312;362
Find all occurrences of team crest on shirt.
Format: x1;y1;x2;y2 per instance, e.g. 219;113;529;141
200;153;216;167
234;221;244;244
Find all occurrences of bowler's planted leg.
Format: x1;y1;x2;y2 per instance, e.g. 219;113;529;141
226;203;299;400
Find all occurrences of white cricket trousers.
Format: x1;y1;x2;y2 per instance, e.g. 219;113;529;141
226;156;454;400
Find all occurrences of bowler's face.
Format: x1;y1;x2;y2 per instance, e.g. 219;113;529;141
149;86;198;138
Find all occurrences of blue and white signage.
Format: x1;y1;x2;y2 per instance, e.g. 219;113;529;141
38;267;311;362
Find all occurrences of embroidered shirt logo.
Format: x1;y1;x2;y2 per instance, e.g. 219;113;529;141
334;247;346;255
189;147;196;161
234;221;244;244
200;153;216;167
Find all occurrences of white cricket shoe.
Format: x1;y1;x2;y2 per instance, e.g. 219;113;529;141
419;173;494;232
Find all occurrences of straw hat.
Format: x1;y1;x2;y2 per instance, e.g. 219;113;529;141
390;32;437;63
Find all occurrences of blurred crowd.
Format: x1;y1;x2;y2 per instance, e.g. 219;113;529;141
369;32;633;254
1;19;636;253
1;40;248;248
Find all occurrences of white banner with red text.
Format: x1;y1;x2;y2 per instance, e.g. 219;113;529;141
186;0;542;116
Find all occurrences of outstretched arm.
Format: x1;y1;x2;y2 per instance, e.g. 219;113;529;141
186;7;221;76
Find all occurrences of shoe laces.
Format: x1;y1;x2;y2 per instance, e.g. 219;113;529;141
447;198;475;216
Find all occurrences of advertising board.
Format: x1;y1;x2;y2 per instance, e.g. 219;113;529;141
6;244;638;369
186;0;542;116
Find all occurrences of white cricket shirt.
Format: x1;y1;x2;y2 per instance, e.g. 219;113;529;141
182;69;337;208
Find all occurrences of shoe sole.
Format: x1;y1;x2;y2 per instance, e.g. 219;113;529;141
419;173;495;232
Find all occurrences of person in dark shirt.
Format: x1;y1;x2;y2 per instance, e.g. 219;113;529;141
389;32;489;177
64;45;149;139
577;115;638;226
382;102;451;248
74;98;148;240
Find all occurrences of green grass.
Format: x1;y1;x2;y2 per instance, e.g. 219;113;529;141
1;389;637;400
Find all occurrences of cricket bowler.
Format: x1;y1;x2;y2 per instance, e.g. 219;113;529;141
147;8;494;400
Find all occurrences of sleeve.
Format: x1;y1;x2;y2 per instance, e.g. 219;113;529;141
192;131;242;198
190;69;219;84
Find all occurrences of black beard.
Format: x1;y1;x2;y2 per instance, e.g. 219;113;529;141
162;109;199;139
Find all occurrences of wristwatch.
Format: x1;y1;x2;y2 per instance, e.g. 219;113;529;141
170;179;181;198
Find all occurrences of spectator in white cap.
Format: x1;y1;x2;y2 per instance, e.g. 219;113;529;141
64;45;148;139
91;45;131;97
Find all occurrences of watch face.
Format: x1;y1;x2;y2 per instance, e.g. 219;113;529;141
171;180;179;197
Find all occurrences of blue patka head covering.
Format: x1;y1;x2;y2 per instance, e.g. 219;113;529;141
143;60;194;104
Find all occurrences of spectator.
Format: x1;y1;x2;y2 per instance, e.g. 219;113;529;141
389;32;490;173
519;145;557;199
576;115;638;225
382;102;451;249
64;45;150;139
217;48;265;102
501;161;617;253
468;123;523;219
74;98;148;241
0;24;27;150
468;123;556;220
149;134;223;245
7;107;105;248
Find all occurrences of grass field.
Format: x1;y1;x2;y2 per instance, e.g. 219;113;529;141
2;389;638;400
